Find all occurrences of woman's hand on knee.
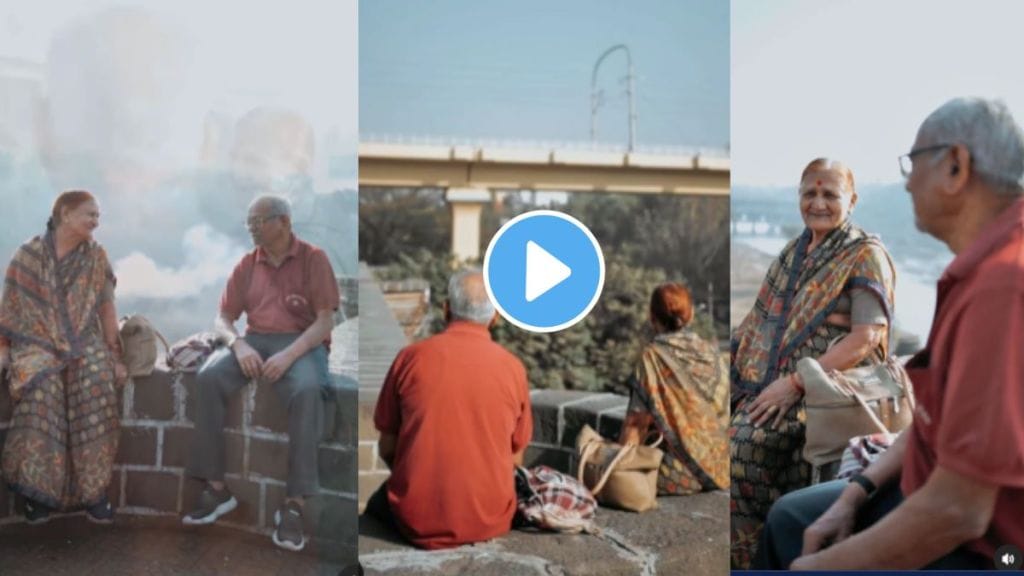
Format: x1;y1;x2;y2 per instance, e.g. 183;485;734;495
747;376;802;429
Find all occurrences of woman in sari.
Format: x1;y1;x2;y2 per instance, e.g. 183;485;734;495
0;190;127;524
619;282;729;496
729;159;895;568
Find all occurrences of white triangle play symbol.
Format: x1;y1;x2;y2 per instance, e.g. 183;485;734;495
525;240;572;302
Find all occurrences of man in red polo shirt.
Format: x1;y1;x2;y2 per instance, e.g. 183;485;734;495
182;195;339;552
756;97;1024;570
366;269;533;550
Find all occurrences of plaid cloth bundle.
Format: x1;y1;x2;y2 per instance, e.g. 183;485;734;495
166;331;225;373
514;465;599;534
836;432;897;480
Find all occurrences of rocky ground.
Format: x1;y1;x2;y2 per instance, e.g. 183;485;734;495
358;491;729;576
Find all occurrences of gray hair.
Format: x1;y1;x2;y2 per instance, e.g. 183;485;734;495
249;194;292;217
447;268;495;325
919;97;1024;196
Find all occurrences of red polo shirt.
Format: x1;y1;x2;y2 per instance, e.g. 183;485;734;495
220;234;339;341
902;199;1024;557
374;321;533;550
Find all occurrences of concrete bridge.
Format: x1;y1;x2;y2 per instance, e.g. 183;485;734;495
359;138;730;260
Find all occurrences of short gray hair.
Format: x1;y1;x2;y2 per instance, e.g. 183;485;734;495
447;268;495;325
919;97;1024;196
249;194;292;217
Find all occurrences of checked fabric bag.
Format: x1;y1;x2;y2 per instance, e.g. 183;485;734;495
514;465;599;534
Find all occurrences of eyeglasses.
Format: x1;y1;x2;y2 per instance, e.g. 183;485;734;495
898;144;953;178
245;214;283;229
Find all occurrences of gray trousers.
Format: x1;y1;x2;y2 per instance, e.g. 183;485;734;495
187;333;327;498
755;479;989;570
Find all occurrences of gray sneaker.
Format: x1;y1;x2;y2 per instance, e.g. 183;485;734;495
182;485;237;525
272;501;306;552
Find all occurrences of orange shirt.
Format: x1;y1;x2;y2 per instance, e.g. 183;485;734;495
902;199;1024;557
219;234;339;342
374;321;532;550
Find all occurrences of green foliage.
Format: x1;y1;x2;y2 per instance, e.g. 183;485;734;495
377;250;717;394
366;189;729;392
359;188;451;265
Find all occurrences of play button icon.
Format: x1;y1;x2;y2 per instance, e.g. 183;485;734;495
525;241;572;302
484;210;605;333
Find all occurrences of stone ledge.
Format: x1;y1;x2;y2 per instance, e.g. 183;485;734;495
358;491;729;576
1;362;356;547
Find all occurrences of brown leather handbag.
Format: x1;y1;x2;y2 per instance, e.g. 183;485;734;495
798;356;916;470
575;424;664;513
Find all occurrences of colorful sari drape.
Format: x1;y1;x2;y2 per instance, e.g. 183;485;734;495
0;231;119;509
728;222;896;569
628;329;729;495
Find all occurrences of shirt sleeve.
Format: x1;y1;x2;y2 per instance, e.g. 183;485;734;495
219;256;249;321
938;285;1024;488
510;361;533;454
374;349;407;435
850;288;888;326
308;249;340;313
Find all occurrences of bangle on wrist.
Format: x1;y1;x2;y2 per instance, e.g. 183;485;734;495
790;372;804;394
849;473;878;499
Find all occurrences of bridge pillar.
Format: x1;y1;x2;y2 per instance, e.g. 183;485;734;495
445;187;490;261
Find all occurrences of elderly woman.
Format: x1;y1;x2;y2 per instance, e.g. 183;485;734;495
0;190;127;524
619;283;729;496
729;159;896;568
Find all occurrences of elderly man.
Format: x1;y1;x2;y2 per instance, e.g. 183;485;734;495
365;269;533;550
183;195;339;552
756;97;1024;570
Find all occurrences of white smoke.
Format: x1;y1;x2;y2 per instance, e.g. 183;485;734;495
113;224;247;299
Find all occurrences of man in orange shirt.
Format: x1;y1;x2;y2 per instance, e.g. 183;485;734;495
756;97;1024;570
367;269;533;550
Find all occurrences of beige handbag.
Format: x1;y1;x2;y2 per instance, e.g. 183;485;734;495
118;315;170;378
798;356;916;468
575;424;664;513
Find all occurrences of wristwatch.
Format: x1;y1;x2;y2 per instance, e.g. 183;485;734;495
849;473;878;499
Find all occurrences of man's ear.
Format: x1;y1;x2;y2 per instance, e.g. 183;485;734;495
948;144;972;193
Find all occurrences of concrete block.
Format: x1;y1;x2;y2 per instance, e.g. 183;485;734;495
224;476;263;526
161;425;194;469
524;445;572;474
263;483;287;531
358;442;377;472
132;372;176;421
562;394;628;448
529;390;593;445
318;445;356;494
116;426;158;466
249;437;289;481
358;472;389;505
125;470;180;512
251;384;288;433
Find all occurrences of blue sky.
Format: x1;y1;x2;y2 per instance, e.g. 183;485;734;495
360;0;729;150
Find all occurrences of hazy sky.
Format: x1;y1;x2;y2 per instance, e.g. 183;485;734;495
0;0;358;165
733;0;1024;186
360;0;728;151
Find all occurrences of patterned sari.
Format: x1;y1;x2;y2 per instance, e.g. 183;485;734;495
728;221;895;569
627;329;729;495
0;231;119;510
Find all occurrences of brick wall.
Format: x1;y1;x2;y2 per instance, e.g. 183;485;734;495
0;366;357;548
357;388;626;510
